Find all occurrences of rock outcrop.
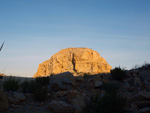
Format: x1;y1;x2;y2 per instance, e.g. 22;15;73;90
0;90;9;112
1;64;150;113
33;48;111;78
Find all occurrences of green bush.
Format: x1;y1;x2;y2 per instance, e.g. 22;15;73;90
35;76;49;86
20;80;40;93
33;77;49;101
102;82;119;94
3;77;20;91
33;86;48;102
85;94;126;113
111;67;126;81
84;82;126;113
21;77;49;101
20;80;32;93
83;73;91;79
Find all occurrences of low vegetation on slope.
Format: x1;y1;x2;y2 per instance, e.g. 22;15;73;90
0;63;150;113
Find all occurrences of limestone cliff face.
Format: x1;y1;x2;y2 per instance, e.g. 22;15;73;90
33;48;112;78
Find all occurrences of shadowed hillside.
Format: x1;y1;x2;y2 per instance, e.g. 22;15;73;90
0;63;150;113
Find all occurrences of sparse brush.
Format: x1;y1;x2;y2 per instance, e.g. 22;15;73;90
33;86;48;102
83;73;91;79
20;80;32;93
84;82;126;113
3;77;20;91
35;76;49;86
29;77;49;101
102;82;119;94
26;80;37;93
111;67;126;81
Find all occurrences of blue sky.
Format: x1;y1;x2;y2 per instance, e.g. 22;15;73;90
0;0;150;77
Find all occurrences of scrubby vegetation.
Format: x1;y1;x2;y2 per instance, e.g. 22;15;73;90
35;76;49;86
111;67;126;81
33;86;48;102
84;82;126;113
83;73;91;79
20;80;35;93
102;82;119;93
3;77;20;91
33;77;49;102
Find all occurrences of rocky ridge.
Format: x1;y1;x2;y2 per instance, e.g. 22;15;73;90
33;48;112;78
0;64;150;113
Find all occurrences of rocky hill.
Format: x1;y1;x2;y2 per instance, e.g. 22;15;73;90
33;48;112;78
0;64;150;113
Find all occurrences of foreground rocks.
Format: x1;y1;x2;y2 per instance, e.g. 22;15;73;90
1;64;150;113
34;48;112;78
0;90;9;112
48;100;74;113
49;72;75;91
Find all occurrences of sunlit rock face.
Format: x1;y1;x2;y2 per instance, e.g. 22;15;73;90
33;48;112;78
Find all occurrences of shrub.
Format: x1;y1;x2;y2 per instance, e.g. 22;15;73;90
33;86;48;102
102;82;120;94
35;76;49;86
83;73;91;79
98;93;126;113
20;77;49;101
32;77;49;101
20;80;41;93
3;77;20;91
84;82;126;113
111;67;126;81
20;80;32;93
84;94;126;113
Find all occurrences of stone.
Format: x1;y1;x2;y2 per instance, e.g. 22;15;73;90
13;92;26;101
49;72;75;91
48;100;74;113
0;90;9;112
137;101;150;109
139;70;150;85
92;74;101;83
134;77;142;86
54;91;68;97
94;81;103;88
8;97;19;104
67;90;80;102
138;91;150;101
33;48;112;78
139;107;150;113
71;95;86;111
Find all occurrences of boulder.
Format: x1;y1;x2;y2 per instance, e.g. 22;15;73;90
139;70;150;85
48;100;74;113
67;90;80;102
54;91;68;97
49;72;75;91
34;48;112;78
139;107;150;113
0;90;9;112
137;101;150;109
8;97;20;104
137;91;150;101
71;95;86;112
134;77;142;86
94;81;103;88
13;92;26;102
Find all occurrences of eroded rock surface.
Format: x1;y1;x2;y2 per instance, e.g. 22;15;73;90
34;48;111;78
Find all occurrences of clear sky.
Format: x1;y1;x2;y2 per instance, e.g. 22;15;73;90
0;0;150;77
